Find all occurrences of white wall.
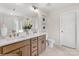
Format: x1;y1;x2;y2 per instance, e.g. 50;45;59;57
47;4;79;45
47;13;60;44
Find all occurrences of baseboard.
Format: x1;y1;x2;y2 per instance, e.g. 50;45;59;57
54;43;62;47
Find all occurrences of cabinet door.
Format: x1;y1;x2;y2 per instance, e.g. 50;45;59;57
41;35;46;52
38;35;46;55
38;39;42;54
20;45;30;56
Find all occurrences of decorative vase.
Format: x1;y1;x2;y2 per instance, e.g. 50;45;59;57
24;29;29;34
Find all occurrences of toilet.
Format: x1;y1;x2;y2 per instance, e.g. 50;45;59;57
46;34;55;48
48;38;55;48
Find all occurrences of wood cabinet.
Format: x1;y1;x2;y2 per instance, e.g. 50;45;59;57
3;45;30;56
2;40;29;54
38;35;46;55
1;39;30;56
20;39;30;56
0;34;46;56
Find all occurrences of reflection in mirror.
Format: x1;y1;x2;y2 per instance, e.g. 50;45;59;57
0;14;22;37
0;13;40;38
18;17;24;33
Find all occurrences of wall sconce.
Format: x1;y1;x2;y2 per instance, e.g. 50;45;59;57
32;5;38;10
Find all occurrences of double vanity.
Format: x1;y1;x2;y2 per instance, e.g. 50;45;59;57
0;33;46;56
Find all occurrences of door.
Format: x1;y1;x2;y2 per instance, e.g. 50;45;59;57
60;11;76;48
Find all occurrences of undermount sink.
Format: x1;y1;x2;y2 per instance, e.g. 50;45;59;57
14;36;26;39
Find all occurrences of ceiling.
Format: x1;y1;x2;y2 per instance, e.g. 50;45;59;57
0;3;75;17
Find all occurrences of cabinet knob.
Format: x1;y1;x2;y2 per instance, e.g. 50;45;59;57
33;46;37;48
42;40;44;44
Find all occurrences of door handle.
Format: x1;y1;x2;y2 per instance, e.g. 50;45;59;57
61;30;63;32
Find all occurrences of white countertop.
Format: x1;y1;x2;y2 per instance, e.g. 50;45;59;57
0;32;46;47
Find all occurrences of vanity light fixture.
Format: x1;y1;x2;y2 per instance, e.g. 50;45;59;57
32;5;39;13
10;8;16;16
32;5;38;10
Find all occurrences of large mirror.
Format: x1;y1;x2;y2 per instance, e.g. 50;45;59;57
0;14;34;37
0;12;42;38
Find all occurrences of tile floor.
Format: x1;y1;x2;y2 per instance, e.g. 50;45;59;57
39;45;79;56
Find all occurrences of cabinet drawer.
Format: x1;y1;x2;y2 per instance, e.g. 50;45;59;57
42;35;46;39
3;39;30;54
38;36;42;40
31;37;37;43
31;50;37;56
38;35;46;40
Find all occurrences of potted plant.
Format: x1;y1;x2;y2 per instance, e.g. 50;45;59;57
23;19;32;34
